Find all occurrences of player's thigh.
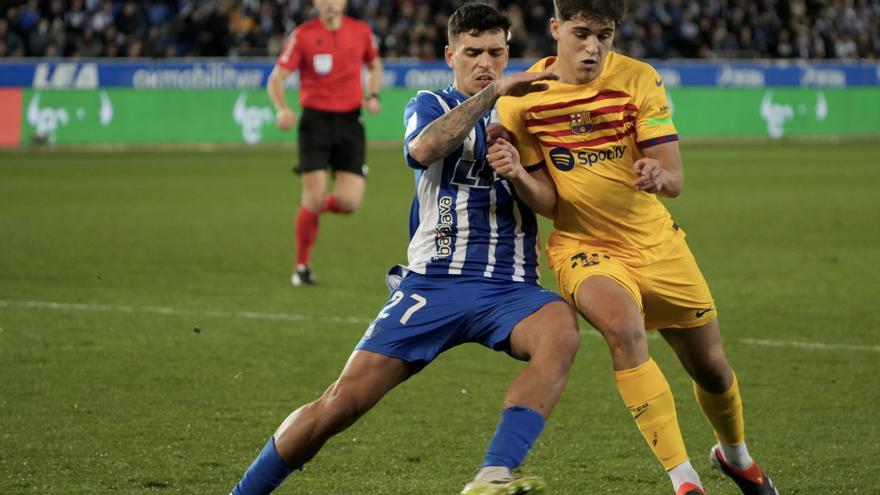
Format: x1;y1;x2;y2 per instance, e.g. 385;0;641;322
299;170;328;210
330;171;366;212
472;280;571;357
576;275;645;336
640;237;717;331
547;239;644;331
326;349;410;413
507;300;579;362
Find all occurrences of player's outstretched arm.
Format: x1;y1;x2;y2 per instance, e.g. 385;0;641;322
493;70;558;98
488;138;557;218
634;141;684;197
268;66;296;131
408;71;557;165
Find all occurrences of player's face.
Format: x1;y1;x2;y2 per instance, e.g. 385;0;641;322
445;30;509;97
314;0;346;21
551;15;615;84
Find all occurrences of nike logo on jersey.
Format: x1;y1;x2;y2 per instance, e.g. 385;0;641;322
696;307;713;317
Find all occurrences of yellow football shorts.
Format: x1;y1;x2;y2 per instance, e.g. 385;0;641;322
546;231;717;330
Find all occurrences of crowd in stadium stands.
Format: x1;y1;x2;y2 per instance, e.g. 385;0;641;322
1;0;878;60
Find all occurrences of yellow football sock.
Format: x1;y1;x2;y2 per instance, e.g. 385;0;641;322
615;359;689;470
694;371;745;446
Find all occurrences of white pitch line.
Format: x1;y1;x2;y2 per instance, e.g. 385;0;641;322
738;337;880;353
0;299;374;326
2;299;878;353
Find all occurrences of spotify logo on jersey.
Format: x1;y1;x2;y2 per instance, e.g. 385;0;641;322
549;147;575;171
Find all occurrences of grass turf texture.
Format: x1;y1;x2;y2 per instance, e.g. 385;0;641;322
1;142;878;494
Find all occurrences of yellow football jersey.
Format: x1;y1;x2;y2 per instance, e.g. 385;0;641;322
498;52;681;264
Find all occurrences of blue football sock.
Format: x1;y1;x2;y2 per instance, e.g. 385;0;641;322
231;437;296;495
481;406;546;470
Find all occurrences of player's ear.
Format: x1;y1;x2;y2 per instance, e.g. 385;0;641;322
444;44;454;68
550;18;561;41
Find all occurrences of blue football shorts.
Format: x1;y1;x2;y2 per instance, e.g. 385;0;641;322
355;270;564;375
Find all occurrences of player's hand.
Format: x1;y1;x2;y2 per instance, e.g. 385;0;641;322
487;138;525;182
633;158;668;193
276;108;296;131
494;71;559;98
487;123;514;147
365;97;381;115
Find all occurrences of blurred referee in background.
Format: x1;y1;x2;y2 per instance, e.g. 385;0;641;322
267;0;383;286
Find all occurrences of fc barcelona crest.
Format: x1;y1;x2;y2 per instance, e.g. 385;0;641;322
570;111;592;134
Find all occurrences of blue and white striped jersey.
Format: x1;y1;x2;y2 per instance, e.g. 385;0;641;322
403;85;541;283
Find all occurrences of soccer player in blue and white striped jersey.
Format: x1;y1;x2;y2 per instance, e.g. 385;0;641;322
402;79;544;283
230;5;578;495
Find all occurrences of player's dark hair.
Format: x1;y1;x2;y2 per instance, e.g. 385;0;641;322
447;3;510;44
553;0;627;24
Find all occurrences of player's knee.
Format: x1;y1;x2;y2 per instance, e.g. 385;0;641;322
600;319;646;355
549;325;580;366
314;383;366;431
333;194;361;213
301;186;327;212
529;305;579;364
532;327;580;377
692;361;732;393
300;195;323;213
289;399;337;441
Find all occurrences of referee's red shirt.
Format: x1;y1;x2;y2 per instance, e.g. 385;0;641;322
276;16;378;113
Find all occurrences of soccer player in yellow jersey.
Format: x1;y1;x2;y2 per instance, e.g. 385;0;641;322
488;1;779;495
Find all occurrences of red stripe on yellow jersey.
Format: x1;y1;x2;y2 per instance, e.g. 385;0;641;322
526;90;631;113
497;52;681;263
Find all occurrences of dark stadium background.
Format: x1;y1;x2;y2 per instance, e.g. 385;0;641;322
2;0;878;59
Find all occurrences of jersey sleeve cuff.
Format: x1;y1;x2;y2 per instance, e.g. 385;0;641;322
637;134;679;149
275;61;296;72
403;135;428;170
405;154;428;170
524;161;546;173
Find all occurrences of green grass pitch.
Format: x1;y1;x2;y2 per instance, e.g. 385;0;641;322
1;141;879;494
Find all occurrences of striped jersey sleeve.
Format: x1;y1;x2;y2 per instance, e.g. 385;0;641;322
403;91;448;170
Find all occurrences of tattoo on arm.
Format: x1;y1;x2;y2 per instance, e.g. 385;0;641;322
412;84;498;163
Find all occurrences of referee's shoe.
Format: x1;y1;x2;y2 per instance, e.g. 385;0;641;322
291;265;315;286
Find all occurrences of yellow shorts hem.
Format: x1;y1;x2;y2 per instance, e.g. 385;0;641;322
656;313;718;331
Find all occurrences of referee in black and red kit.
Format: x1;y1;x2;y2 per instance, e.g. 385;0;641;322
268;0;383;286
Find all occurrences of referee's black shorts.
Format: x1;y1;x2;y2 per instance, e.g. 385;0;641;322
296;107;367;177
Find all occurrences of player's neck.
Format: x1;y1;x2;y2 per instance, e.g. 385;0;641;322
552;56;604;85
451;82;477;98
319;15;342;31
